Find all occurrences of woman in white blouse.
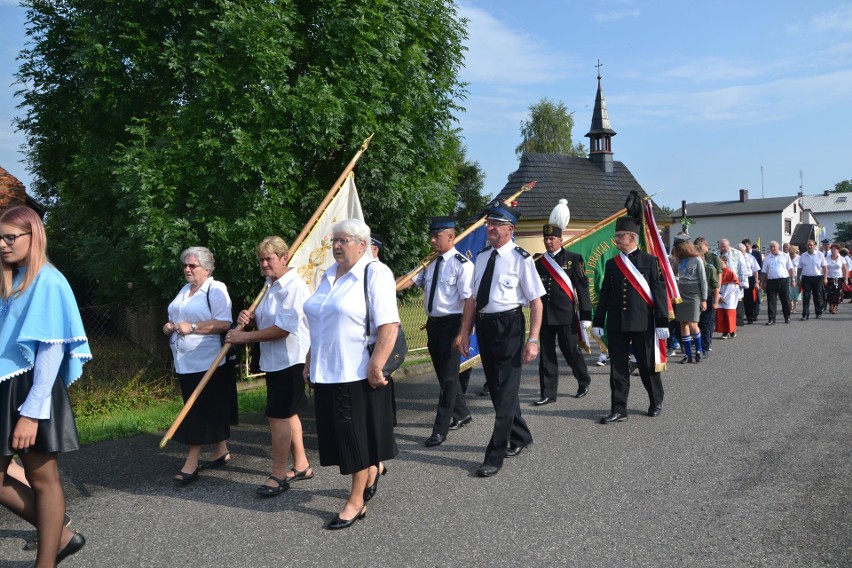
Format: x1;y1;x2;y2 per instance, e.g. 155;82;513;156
227;237;312;497
163;247;236;485
824;244;849;314
303;219;400;530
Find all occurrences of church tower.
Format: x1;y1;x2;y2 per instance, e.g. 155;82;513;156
585;64;617;173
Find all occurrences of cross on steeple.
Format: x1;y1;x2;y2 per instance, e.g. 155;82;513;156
595;59;603;79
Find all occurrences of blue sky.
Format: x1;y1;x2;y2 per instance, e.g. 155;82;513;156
1;1;851;212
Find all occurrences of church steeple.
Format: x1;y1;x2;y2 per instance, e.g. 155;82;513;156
585;61;617;173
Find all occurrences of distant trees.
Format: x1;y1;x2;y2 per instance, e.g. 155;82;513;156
834;221;852;243
831;180;852;193
515;98;587;160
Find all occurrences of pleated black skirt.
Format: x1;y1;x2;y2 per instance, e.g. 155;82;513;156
314;379;398;475
173;361;238;446
1;370;80;456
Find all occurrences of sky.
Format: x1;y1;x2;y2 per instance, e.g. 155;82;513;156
1;0;851;212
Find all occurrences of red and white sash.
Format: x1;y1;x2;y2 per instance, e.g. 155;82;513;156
539;253;590;351
614;251;667;370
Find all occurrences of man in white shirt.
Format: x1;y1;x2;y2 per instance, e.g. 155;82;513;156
718;239;749;326
760;241;795;324
797;240;827;320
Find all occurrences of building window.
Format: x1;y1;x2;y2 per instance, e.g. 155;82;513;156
793;204;797;213
784;218;792;235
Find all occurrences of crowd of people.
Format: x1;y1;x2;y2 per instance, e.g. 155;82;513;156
3;199;852;563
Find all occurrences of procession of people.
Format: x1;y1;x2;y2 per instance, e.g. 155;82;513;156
3;195;851;564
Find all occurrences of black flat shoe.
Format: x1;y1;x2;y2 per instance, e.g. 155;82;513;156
575;386;589;398
199;453;231;470
505;444;525;458
174;469;199;486
256;475;289;497
424;433;446;447
533;397;556;406
326;506;366;530
285;465;314;482
57;532;86;564
448;415;472;430
600;412;628;424
647;405;662;417
476;464;500;477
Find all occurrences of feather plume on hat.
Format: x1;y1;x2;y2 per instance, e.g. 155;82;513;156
548;199;571;229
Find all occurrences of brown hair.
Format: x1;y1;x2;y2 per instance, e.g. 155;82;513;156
0;206;48;300
672;240;700;260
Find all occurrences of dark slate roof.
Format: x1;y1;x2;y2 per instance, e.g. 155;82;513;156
493;153;663;222
585;76;616;137
671;195;799;219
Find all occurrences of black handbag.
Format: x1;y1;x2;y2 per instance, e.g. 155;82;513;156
364;262;407;376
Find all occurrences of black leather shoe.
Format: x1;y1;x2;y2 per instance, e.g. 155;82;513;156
57;532;86;564
424;433;446;447
533;397;556;406
478;385;490;396
765;321;775;326
784;319;789;323
647;405;662;417
505;444;525;458
326;506;366;530
600;412;628;424
815;314;821;319
476;464;500;477
574;386;589;398
448;415;472;430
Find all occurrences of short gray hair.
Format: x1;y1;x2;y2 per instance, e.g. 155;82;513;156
332;219;371;245
181;246;215;273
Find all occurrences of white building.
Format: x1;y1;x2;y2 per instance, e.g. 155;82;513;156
801;192;852;242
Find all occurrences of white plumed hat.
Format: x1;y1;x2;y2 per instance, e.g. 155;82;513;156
548;198;571;229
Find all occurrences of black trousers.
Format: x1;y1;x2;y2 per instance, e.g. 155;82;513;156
426;315;470;436
743;276;758;322
698;296;715;350
765;277;791;322
800;276;824;316
538;322;591;399
606;330;664;414
477;310;533;468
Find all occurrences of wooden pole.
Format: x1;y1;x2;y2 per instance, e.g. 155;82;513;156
561;191;662;249
160;285;269;449
288;133;374;258
395;180;538;290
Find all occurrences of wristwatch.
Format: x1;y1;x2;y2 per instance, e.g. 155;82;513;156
190;323;197;334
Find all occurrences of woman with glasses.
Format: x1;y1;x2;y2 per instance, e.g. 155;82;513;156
303;219;400;529
0;206;91;565
163;246;237;485
226;236;312;497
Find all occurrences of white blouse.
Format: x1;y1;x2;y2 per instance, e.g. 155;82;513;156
825;255;846;279
167;278;232;374
304;254;400;384
255;270;310;373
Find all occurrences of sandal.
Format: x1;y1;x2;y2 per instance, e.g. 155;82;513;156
285;465;314;483
200;453;231;470
256;476;289;497
174;469;199;486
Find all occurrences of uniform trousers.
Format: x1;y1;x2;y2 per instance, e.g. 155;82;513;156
476;309;533;468
698;295;716;351
765;277;791;322
743;276;758;322
606;330;664;414
538;321;591;399
426;314;470;436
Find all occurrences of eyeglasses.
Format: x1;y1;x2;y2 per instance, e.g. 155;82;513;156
1;232;31;245
331;238;355;245
182;263;200;269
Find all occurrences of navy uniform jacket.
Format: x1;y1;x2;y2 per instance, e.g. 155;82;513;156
593;248;669;333
535;249;592;326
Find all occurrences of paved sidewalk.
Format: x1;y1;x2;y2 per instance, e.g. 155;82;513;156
2;308;851;567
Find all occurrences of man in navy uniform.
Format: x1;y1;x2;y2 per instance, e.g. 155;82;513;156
455;203;545;477
399;216;474;447
592;217;669;423
534;223;593;405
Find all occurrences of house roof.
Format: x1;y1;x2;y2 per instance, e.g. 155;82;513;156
671;195;800;219
493;153;663;222
801;193;852;213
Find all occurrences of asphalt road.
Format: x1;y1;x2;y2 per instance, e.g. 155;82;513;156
2;304;851;567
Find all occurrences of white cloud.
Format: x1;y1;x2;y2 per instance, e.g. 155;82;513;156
804;2;852;33
457;4;576;85
593;9;641;23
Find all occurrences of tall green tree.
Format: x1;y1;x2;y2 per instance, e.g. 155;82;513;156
831;179;852;193
16;0;467;304
515;97;587;159
834;221;852;242
447;140;488;225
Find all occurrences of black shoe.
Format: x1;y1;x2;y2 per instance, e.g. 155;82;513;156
199;452;231;470
628;361;639;375
574;386;589;399
476;464;500;477
505;444;526;458
647;405;662;417
801;315;808;321
730;332;736;338
765;321;775;326
701;350;709;359
424;433;446;447
784;318;789;323
256;475;289;497
57;532;86;564
448;415;472;430
600;412;628;424
174;469;199;486
694;351;701;363
478;385;490;396
326;506;366;530
363;463;387;502
680;356;693;364
815;314;821;319
533;397;556;406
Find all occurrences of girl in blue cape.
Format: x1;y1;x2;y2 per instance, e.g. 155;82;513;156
0;206;91;566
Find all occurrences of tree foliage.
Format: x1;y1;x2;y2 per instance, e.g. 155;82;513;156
832;179;852;193
515;97;586;160
834;221;852;243
448;140;488;225
16;0;467;305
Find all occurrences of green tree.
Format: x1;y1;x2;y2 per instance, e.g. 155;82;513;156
17;0;467;304
448;140;488;225
832;179;852;193
515;97;587;159
834;221;852;242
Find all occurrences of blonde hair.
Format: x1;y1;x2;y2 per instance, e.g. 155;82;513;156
0;206;48;300
257;236;289;259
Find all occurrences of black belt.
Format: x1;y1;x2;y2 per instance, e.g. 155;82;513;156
427;313;462;322
477;307;522;321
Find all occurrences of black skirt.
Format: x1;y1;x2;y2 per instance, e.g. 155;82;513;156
1;369;80;456
173;361;238;446
265;364;306;419
314;379;398;475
